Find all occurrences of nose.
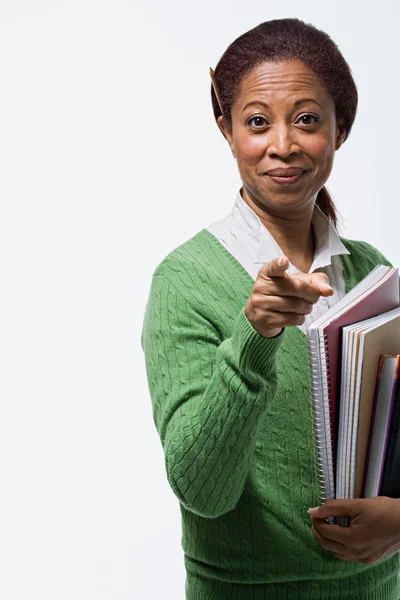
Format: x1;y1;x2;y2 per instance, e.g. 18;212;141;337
266;124;300;157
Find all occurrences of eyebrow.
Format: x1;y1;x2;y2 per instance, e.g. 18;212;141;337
241;98;324;113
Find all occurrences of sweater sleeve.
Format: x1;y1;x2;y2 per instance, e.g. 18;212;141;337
141;272;285;519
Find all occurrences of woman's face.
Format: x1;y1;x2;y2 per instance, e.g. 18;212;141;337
218;59;347;219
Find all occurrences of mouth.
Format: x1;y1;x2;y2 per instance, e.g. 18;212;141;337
266;170;310;186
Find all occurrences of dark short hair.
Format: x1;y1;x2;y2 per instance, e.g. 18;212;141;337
211;18;358;229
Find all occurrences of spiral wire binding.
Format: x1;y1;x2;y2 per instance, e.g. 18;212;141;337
307;328;335;525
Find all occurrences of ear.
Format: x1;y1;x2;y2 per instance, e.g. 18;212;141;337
335;117;347;151
217;115;236;159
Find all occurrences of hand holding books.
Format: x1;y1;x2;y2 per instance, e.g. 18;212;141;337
309;496;400;564
244;255;334;338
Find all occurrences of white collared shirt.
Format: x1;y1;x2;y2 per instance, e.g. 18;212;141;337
205;188;350;333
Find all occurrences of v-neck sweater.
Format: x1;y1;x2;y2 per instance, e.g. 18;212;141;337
141;228;400;599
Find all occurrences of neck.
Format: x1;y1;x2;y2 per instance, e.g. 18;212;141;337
241;188;316;273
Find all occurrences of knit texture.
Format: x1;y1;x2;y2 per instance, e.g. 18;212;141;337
141;228;400;599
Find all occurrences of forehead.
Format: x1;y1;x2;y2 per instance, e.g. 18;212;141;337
235;59;333;109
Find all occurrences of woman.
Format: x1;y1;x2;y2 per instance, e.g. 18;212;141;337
141;18;400;599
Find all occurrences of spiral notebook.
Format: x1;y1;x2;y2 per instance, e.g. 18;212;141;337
307;265;399;506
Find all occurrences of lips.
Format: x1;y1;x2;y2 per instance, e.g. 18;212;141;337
266;167;307;176
266;170;309;186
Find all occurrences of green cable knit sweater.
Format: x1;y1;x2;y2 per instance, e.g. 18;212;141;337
141;228;400;599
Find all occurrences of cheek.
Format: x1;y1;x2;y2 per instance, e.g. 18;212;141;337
308;132;335;167
234;133;265;167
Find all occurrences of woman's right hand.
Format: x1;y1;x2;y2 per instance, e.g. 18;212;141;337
244;255;334;338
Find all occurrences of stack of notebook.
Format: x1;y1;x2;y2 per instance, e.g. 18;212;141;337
362;354;400;500
307;265;400;524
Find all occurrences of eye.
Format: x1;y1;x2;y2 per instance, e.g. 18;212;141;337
297;114;319;126
247;115;268;128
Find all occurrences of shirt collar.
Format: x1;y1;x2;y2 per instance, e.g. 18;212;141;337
232;188;350;273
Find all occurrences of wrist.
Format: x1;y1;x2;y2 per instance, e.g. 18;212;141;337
233;307;285;374
244;303;283;338
262;327;283;338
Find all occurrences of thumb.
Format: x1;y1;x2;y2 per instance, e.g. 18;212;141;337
262;255;289;279
308;499;362;519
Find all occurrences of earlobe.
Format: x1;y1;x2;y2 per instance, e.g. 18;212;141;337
335;119;347;150
217;116;236;158
217;115;228;140
335;131;346;150
335;135;343;151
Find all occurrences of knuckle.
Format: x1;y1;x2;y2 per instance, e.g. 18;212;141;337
304;300;313;315
266;258;279;276
254;273;268;288
288;313;305;326
320;272;329;283
290;277;300;293
312;528;322;543
318;524;330;537
252;282;265;298
319;537;330;550
246;298;257;316
256;268;269;283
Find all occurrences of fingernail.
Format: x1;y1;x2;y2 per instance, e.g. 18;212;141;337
323;283;333;291
278;256;285;266
308;507;319;514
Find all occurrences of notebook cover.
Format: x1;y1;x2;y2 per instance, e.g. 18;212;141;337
378;356;400;494
380;370;400;498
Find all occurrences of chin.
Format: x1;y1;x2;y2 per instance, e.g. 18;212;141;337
265;193;310;208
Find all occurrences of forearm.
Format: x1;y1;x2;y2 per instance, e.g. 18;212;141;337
161;305;283;518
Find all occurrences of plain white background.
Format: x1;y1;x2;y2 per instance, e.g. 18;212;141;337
0;1;399;599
